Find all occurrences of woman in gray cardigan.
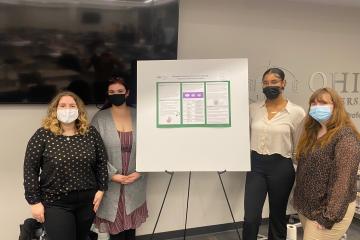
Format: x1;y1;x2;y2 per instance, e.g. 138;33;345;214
92;77;147;240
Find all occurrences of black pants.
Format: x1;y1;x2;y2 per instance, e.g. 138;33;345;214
110;229;136;240
242;151;295;240
44;189;96;240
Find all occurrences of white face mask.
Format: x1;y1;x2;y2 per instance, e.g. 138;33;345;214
57;108;79;124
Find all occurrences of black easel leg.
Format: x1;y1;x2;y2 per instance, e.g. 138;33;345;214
184;171;192;240
218;171;242;240
150;171;175;240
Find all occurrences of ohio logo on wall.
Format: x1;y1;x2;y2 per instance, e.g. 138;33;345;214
248;63;360;127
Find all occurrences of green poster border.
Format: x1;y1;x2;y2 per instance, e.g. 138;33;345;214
228;80;232;126
204;82;207;125
180;82;183;125
156;81;231;128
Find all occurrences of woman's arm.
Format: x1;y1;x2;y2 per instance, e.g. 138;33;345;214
291;108;306;161
92;127;109;191
316;129;360;229
91;115;118;181
23;128;45;204
23;128;46;223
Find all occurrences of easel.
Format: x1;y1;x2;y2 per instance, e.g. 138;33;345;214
150;170;242;240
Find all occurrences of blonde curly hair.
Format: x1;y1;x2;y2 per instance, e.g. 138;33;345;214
42;91;90;135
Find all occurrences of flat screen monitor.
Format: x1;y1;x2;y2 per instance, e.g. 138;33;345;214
0;0;179;104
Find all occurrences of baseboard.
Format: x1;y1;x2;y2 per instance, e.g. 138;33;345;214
137;216;292;240
138;219;269;240
136;213;360;240
137;221;245;240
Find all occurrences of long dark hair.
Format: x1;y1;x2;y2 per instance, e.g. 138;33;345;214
99;76;129;110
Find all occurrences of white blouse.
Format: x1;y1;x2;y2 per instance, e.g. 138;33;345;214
250;100;306;158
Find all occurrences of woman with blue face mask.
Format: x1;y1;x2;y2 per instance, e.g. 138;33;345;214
243;68;306;240
294;88;360;240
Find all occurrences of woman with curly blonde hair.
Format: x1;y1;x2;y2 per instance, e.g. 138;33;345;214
293;87;360;240
42;91;90;135
23;91;109;240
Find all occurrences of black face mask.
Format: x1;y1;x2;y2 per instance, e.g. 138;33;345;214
263;86;281;100
108;94;126;106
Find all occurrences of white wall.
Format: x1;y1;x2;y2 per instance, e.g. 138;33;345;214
178;0;360;129
1;0;360;239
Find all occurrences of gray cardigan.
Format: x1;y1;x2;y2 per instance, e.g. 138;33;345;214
91;107;146;222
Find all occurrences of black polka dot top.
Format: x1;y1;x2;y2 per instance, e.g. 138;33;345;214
23;126;108;204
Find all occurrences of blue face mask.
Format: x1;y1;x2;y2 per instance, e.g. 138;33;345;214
309;105;333;123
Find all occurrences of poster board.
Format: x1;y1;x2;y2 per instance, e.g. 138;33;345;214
136;59;250;172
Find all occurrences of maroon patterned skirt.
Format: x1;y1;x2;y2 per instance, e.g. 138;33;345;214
94;131;148;234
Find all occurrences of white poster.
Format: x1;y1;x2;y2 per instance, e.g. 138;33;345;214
137;59;250;172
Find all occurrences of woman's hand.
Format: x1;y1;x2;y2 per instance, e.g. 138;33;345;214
111;174;128;184
123;172;141;184
315;221;325;230
31;203;45;223
93;191;104;212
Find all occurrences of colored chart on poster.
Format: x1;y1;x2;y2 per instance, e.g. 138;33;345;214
157;81;231;127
